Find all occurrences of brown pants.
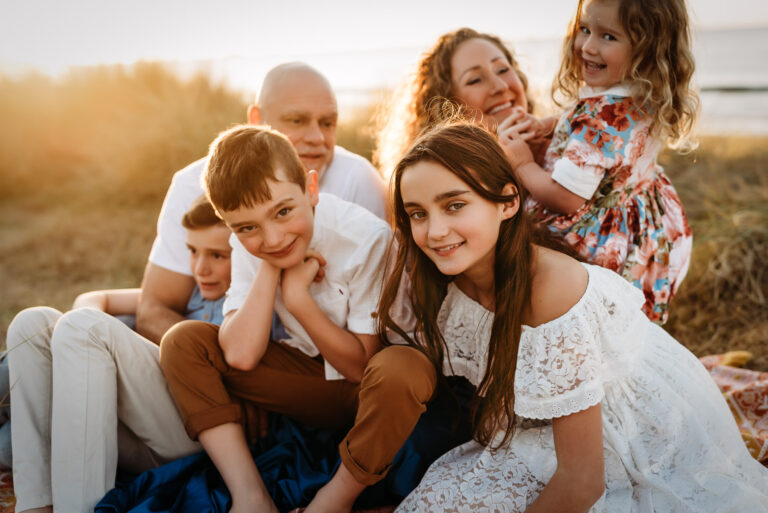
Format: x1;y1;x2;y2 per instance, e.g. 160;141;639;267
159;320;436;485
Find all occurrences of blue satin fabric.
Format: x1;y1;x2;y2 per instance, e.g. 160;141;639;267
95;377;474;513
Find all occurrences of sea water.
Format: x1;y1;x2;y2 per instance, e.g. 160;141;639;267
508;26;768;135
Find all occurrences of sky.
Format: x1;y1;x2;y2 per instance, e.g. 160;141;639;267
2;0;766;110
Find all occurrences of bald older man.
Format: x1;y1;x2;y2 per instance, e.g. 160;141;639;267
137;63;388;343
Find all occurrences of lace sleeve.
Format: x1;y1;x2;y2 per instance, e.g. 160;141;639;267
514;307;604;420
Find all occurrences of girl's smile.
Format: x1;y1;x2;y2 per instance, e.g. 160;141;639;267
574;0;632;89
400;160;510;280
431;241;464;257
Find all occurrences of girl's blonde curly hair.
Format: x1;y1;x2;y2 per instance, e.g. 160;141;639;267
554;0;700;151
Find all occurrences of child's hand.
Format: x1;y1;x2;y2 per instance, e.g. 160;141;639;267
281;249;326;311
498;107;543;141
497;129;535;170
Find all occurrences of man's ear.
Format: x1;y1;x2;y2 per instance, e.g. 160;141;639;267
306;169;320;207
247;104;261;125
501;183;520;220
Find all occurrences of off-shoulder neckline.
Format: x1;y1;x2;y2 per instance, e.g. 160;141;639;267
446;262;594;332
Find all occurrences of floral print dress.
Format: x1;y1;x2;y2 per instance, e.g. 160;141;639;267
529;84;692;324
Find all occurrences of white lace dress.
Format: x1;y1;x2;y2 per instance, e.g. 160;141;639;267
396;263;768;513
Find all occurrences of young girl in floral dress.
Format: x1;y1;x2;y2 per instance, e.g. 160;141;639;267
498;0;698;323
379;121;768;513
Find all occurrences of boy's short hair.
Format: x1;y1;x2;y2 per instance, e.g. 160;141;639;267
181;195;224;230
203;124;306;213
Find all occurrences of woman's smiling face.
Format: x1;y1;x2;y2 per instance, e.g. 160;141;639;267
450;38;528;129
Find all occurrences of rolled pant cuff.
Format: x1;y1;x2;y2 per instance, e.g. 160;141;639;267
338;438;390;487
13;492;53;513
185;403;242;440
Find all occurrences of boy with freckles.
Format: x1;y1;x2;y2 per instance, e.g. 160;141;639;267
160;125;436;513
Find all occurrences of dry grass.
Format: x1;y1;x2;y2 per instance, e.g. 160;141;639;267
662;136;768;371
0;63;248;339
1;64;766;372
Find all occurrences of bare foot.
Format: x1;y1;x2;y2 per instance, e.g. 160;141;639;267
303;463;366;513
227;486;279;513
302;485;353;513
229;494;279;513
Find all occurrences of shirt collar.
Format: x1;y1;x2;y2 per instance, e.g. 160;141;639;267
307;193;327;252
579;82;635;100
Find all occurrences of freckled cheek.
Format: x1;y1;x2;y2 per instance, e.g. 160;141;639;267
242;237;263;256
410;224;429;252
455;90;480;110
288;218;313;249
214;261;230;283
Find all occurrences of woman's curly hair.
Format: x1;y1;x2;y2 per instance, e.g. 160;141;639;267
374;28;533;176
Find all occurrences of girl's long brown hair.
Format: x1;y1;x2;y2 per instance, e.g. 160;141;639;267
378;122;535;448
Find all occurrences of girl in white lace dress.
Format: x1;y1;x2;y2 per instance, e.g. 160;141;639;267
378;122;768;513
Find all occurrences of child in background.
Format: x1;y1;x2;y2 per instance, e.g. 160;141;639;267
72;194;231;326
498;0;697;323
380;122;768;512
6;195;231;513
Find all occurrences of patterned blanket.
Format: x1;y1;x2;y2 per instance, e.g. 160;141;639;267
700;353;768;464
0;471;13;513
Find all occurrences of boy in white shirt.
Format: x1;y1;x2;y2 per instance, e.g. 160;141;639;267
160;125;435;513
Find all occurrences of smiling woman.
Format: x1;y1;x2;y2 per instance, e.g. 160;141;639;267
373;27;539;177
449;37;528;128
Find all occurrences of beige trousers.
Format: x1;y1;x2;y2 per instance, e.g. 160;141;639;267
7;307;200;513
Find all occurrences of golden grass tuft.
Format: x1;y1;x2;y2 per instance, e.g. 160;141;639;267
0;63;248;339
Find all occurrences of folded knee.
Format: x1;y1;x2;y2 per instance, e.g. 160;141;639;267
159;320;219;372
6;306;61;351
363;346;436;402
49;307;114;352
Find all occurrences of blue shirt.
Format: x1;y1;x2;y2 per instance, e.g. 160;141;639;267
186;286;288;338
185;286;225;326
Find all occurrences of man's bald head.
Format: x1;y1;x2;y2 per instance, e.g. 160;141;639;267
248;63;338;175
257;62;333;107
